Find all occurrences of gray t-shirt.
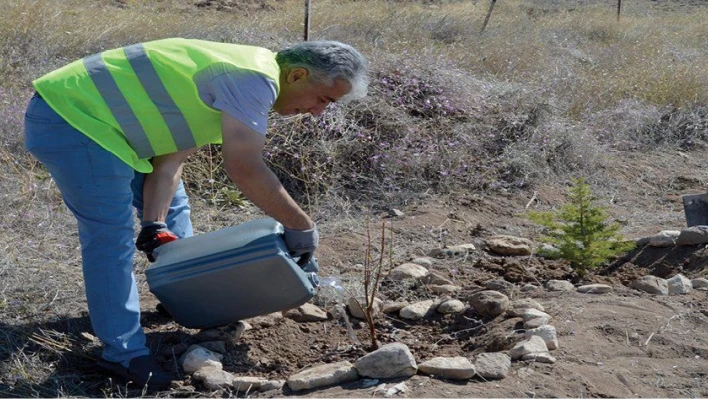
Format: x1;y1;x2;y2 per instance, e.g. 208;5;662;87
194;63;277;135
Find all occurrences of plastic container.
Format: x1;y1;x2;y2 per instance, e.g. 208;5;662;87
145;217;319;329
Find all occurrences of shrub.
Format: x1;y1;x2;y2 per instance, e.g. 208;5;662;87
527;178;634;277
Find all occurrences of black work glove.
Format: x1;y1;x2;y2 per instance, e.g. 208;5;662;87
283;223;319;264
136;221;178;262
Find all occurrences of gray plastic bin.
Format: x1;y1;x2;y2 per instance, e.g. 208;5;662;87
145;218;318;329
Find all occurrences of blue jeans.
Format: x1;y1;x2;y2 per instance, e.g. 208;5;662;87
24;93;193;367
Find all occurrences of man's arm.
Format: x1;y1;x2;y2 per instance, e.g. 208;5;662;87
141;147;199;223
221;112;314;231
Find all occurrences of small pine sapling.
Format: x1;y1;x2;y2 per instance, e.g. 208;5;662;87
528;178;635;277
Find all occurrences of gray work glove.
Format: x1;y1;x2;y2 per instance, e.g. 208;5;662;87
283;224;319;261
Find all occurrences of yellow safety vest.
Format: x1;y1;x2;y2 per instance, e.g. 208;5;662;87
33;38;281;173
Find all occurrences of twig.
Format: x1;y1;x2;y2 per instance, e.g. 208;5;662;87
41;289;60;311
450;324;488;337
525;191;538;209
30;331;72;354
644;332;655;347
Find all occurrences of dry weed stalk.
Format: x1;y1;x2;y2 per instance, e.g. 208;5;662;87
354;220;394;350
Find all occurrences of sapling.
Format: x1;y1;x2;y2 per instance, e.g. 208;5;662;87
528;177;635;277
352;220;394;350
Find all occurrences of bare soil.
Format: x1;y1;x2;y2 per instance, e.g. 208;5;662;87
138;147;708;397
7;150;707;397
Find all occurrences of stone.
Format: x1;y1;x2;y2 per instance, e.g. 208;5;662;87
474;352;511;379
545;279;575;292
181;345;223;374
283;303;329;322
647;230;680;247
692;278;708;289
388;208;404;217
524;325;558;350
469;290;510;317
577;284;612;294
411;257;434;267
507;298;545;317
522;352;557;363
485;235;533;256
485;279;515;293
382;301;409;314
400;299;437;320
384;382;409;398
524;318;549;329
286;361;359;392
418;356;476;380
520;284;540;293
418;271;453;286
347;297;383;319
509;336;549;360
676;226;708;246
259;380;285;392
354;343;417;379
630;275;669;295
80;332;97;342
232;376;267;392
522;308;552;329
437;299;466;314
389;263;430;280
193;366;234;390
667;274;692;295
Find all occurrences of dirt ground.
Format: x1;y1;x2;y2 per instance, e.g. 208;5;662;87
125;143;706;398
5;182;707;397
181;142;708;398
125;178;708;398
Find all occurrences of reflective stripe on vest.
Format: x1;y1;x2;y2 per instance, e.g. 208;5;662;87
33;38;280;172
83;43;196;158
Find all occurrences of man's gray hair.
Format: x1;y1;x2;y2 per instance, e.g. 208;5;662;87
276;41;369;103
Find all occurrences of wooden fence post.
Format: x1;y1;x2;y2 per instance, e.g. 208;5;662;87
480;0;497;34
304;0;311;41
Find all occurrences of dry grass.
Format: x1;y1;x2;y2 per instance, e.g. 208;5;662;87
2;0;708;396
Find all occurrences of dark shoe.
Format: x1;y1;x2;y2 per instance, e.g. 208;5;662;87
97;355;173;391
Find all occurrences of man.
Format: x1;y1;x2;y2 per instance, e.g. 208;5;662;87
24;38;368;390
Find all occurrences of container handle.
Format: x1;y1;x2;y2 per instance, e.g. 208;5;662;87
296;252;312;267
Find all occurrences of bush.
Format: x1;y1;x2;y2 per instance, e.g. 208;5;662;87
528;178;635;277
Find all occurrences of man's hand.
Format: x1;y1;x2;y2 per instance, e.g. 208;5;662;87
136;221;178;262
283;224;319;260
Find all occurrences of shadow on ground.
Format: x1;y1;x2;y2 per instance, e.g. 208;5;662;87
0;310;194;397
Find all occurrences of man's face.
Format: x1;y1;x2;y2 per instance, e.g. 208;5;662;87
273;68;351;116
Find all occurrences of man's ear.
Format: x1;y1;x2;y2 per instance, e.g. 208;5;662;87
286;67;309;84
